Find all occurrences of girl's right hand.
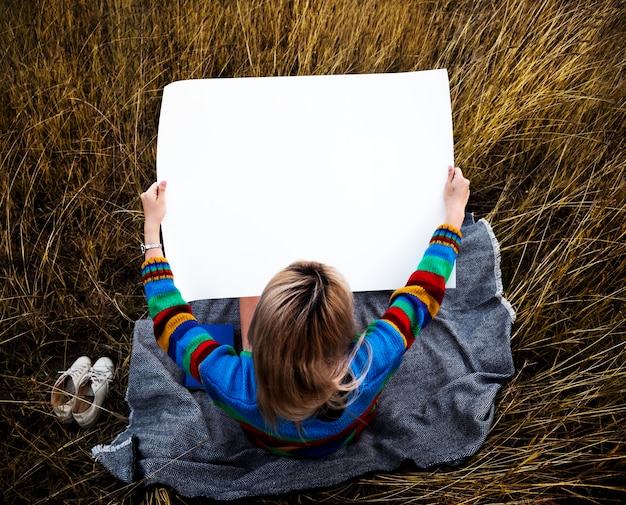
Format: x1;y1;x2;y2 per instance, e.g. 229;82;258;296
443;166;470;230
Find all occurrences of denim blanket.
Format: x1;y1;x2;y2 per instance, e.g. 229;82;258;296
93;215;515;500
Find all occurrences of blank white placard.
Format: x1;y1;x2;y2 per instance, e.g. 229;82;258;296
156;69;455;301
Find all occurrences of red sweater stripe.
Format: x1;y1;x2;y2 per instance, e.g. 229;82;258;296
189;339;221;381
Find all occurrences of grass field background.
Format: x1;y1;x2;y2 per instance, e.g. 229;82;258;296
1;0;624;503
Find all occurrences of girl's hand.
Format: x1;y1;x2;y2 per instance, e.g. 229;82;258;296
141;180;167;240
443;166;470;230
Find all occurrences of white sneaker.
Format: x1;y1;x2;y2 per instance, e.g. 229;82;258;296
51;356;92;423
72;357;115;428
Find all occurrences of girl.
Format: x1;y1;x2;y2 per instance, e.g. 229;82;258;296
140;165;470;457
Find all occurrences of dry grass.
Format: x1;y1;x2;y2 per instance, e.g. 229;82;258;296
1;0;624;503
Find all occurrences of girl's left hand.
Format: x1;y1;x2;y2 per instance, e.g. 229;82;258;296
141;180;167;230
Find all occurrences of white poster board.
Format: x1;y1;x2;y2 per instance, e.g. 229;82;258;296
156;69;455;301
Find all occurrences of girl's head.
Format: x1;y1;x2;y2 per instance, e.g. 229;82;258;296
249;261;357;426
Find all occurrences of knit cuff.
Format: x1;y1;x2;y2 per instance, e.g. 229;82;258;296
430;225;462;254
141;257;173;284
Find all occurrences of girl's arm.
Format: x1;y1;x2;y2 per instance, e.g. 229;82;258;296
379;224;461;350
365;166;469;353
139;180;223;382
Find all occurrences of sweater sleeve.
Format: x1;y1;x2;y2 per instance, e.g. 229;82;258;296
141;257;226;382
368;224;461;351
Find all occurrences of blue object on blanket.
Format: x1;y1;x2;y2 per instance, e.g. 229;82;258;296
183;324;234;389
93;215;515;500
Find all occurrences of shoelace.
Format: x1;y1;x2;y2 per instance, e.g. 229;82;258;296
57;363;90;381
84;367;113;385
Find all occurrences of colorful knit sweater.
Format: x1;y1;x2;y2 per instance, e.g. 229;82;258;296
142;225;461;458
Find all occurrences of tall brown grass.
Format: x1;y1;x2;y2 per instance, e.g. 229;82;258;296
1;0;624;503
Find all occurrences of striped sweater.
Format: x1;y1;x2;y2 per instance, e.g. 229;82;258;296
142;225;461;457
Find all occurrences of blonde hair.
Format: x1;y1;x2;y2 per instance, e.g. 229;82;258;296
249;261;366;427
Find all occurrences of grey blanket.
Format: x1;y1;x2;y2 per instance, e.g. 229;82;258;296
93;216;515;500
